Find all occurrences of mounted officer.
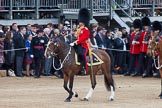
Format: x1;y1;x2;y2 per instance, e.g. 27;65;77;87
69;8;90;74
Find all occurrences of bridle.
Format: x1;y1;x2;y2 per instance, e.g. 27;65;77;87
149;39;162;69
52;47;72;70
46;46;56;56
46;40;72;70
148;39;158;58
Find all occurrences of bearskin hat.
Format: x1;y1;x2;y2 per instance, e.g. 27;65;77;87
141;16;151;27
78;8;90;27
133;19;142;30
152;21;162;32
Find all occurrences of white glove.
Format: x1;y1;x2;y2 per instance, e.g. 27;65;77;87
69;42;75;46
30;55;34;58
132;40;136;45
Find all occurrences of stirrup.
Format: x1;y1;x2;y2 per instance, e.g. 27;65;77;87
81;67;86;75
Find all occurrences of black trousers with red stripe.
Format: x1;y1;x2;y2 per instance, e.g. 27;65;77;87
34;57;43;77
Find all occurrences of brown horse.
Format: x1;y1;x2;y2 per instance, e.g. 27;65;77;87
45;37;115;102
147;39;162;99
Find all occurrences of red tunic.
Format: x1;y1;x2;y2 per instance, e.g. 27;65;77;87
139;31;149;53
76;27;90;72
130;32;140;54
76;27;90;50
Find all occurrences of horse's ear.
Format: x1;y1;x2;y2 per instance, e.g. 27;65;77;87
50;35;58;41
53;40;58;43
53;40;59;46
155;38;160;43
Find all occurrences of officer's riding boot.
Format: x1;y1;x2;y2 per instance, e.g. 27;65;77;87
124;72;130;76
81;67;86;75
80;58;86;75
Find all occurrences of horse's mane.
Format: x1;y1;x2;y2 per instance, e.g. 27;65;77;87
53;36;75;55
55;36;71;47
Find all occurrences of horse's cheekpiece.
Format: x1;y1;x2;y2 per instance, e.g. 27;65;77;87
75;52;104;66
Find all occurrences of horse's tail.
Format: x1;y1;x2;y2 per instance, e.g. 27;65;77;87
104;75;115;91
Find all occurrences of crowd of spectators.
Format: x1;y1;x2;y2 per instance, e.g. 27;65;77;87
0;21;160;78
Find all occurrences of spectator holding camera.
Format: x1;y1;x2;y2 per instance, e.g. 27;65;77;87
60;29;72;44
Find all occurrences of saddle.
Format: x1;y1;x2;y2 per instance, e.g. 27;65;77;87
75;52;103;66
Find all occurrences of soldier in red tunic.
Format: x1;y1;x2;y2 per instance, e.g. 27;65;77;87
135;16;151;77
70;8;90;74
124;19;142;76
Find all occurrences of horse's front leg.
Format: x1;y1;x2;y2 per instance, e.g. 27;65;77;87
159;79;162;99
159;69;162;99
63;74;71;102
64;73;77;102
82;73;96;101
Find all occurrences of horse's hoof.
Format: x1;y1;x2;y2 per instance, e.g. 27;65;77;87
64;98;71;102
159;94;162;99
74;92;78;98
109;98;114;101
79;97;89;101
159;96;162;99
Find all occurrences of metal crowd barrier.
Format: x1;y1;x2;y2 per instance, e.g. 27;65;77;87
61;0;110;13
0;0;162;10
114;0;162;7
12;0;35;8
0;0;60;9
39;0;59;8
0;0;9;8
132;0;162;7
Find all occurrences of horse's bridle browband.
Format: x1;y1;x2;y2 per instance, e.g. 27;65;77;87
47;38;71;56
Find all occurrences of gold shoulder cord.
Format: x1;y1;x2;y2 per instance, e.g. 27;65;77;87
76;27;81;38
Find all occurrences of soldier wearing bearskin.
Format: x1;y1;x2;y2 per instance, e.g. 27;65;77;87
152;21;162;40
69;8;90;74
135;16;151;77
124;19;142;76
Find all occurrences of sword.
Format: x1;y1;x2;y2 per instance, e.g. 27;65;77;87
89;49;95;86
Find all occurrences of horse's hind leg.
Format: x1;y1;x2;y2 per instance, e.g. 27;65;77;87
82;73;96;101
159;79;162;99
102;63;115;101
159;69;162;99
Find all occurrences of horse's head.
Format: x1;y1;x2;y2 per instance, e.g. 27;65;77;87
45;39;61;58
147;39;159;58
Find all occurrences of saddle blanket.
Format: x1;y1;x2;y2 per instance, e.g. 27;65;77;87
75;52;104;66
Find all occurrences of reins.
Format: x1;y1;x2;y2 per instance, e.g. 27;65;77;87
153;56;162;69
149;39;162;69
46;37;73;70
53;47;72;70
